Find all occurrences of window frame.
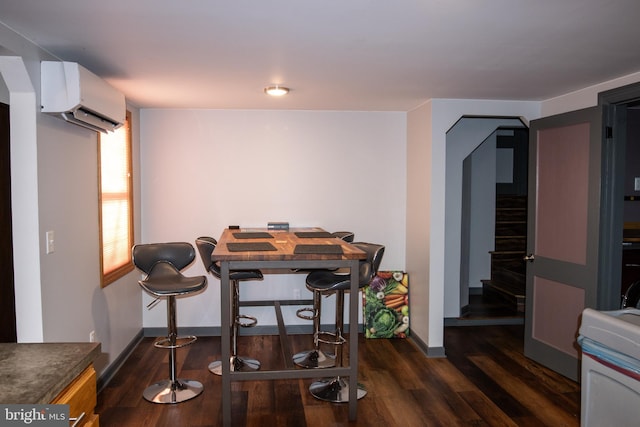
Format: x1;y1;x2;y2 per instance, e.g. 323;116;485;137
98;110;134;287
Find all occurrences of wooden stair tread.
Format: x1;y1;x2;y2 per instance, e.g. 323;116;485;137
482;280;526;313
489;195;527;313
486;281;525;298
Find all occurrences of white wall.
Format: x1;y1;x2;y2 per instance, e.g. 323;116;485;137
140;109;407;328
38;115;101;343
468;131;496;291
406;102;434;351
37;110;143;374
1;23;143;377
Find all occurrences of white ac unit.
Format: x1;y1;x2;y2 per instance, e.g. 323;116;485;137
41;61;126;133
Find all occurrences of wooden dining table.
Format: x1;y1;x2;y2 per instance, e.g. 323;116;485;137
211;227;367;426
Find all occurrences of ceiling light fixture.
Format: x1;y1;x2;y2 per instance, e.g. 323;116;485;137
264;85;290;96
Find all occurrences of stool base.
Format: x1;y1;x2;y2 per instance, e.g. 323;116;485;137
143;379;203;404
209;356;261;376
309;377;367;402
293;349;336;369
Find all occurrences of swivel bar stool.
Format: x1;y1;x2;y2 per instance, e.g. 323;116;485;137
132;242;207;404
305;242;384;402
195;236;263;375
293;231;355;369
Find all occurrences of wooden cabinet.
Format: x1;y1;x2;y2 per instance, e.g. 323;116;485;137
51;365;99;427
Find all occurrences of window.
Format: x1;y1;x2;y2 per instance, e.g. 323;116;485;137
99;111;134;286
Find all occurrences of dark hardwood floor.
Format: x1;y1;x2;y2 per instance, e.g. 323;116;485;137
96;324;580;426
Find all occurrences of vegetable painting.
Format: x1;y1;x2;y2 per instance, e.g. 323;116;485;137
364;271;409;338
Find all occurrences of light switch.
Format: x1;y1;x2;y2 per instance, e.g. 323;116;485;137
635;177;640;191
46;230;55;254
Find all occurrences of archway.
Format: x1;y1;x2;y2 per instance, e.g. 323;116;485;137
0;55;44;342
443;116;527;324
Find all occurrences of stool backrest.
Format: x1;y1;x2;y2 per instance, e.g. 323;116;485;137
132;242;196;274
332;231;355;242
352;242;385;286
195;236;222;278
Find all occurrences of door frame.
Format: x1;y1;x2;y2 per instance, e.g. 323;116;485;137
598;82;640;310
0;101;16;342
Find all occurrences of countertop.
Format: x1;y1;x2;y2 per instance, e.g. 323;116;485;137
0;342;101;404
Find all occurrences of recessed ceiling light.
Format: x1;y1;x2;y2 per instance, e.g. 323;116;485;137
264;85;290;96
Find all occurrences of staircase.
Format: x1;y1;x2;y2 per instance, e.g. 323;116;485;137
482;195;527;312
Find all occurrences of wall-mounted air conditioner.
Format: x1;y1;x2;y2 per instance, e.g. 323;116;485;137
41;61;125;133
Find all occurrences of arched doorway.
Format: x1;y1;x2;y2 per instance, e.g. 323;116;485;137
0;55;44;342
443;116;528;325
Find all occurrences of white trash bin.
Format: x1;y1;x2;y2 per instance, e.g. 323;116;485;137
578;308;640;427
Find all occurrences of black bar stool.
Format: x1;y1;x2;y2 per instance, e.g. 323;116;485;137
195;236;263;375
132;242;207;404
304;242;384;402
293;231;355;369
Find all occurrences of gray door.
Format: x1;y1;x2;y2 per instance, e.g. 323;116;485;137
524;106;602;381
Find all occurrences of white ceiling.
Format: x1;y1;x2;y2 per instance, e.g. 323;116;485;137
1;0;640;111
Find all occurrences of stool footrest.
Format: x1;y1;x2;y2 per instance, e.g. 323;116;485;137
154;335;198;349
238;314;258;328
296;307;315;321
316;330;346;347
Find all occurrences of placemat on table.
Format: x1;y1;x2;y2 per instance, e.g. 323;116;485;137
294;231;334;238
232;232;274;239
227;242;277;252
294;244;343;254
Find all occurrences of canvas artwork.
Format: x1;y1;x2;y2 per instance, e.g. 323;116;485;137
363;271;409;338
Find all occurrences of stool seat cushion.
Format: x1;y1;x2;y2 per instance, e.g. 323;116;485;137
306;264;371;292
195;236;263;281
140;261;207;297
305;242;384;292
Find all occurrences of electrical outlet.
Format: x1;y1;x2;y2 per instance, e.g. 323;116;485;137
89;330;96;343
45;230;55;254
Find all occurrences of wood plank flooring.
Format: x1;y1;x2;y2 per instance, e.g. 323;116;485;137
96;325;580;426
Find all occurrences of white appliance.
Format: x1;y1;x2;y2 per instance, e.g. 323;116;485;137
41;61;125;133
578;308;640;427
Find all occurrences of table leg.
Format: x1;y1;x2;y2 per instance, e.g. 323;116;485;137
221;262;232;427
349;258;359;420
